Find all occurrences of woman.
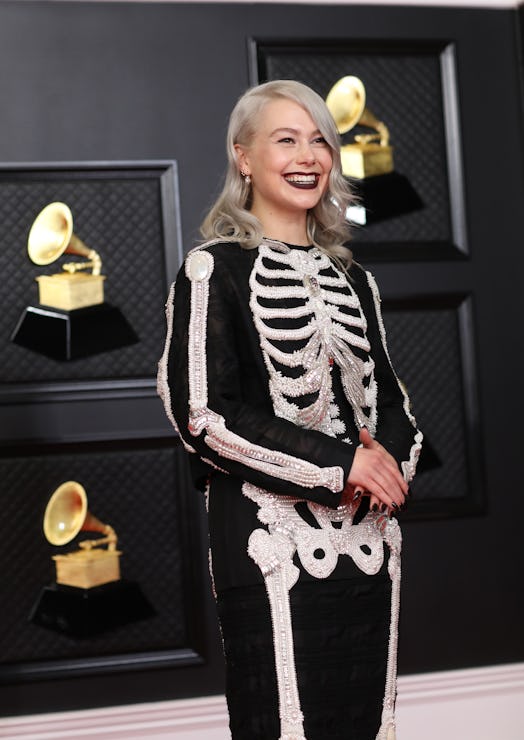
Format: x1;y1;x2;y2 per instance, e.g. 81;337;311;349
158;80;422;740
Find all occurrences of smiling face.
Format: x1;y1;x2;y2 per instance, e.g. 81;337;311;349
235;97;333;240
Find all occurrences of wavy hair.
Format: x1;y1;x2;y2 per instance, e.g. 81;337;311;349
200;80;354;266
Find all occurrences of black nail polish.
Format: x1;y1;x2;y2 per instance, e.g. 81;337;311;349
371;504;379;512
391;502;400;510
380;503;387;513
353;490;362;502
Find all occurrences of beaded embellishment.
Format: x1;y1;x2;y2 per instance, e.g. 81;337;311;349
244;482;402;740
244;242;409;739
158;239;418;740
160;244;345;493
365;271;423;482
157;281;197;455
249;240;378;438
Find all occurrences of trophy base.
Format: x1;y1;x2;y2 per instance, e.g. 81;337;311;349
53;549;122;590
340;142;394;179
11;302;138;360
36;272;106;311
350;171;424;224
29;580;156;638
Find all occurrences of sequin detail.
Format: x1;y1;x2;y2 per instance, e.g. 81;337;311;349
244;481;402;740
204;415;344;492
248;527;305;739
249;240;377;437
185;249;215;409
244;484;386;578
175;243;345;493
365;271;423;482
157;281;196;454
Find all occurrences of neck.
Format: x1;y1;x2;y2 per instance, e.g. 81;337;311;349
251;207;310;246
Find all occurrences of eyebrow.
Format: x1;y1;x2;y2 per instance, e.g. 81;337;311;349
269;127;322;137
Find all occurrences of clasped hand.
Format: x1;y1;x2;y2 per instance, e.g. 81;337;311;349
345;427;408;514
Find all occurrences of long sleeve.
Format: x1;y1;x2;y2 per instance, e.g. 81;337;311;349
158;245;357;507
358;267;423;482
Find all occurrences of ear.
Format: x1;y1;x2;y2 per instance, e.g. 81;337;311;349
234;144;250;176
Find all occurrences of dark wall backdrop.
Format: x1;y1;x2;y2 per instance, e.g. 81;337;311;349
0;0;523;717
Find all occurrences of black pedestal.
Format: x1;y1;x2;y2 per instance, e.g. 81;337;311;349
352;171;424;224
11;302;138;360
29;580;156;638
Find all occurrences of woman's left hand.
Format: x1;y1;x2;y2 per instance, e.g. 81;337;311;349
345;427;408;516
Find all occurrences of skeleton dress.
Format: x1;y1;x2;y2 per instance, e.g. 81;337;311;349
158;238;422;740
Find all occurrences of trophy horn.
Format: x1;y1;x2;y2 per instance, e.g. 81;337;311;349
43;480;117;551
326;75;366;135
28;202;102;275
326;75;390;147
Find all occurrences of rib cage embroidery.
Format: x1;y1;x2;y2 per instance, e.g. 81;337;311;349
249;240;377;438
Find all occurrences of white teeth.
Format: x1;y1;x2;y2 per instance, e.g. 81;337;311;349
284;174;317;183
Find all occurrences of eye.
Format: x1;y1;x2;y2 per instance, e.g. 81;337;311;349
312;136;328;145
278;136;295;144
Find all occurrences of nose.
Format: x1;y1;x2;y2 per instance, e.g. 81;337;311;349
297;139;316;164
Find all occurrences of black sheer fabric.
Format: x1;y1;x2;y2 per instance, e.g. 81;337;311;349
161;239;421;738
167;241;419;510
218;576;391;740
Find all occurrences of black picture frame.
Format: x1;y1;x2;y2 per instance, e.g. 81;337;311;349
0;160;183;404
381;292;485;520
250;38;468;262
0;437;206;685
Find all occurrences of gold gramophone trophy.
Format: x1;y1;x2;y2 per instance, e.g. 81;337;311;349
29;202;106;311
326;75;393;179
44;480;121;589
326;76;423;224
30;481;154;638
11;202;138;360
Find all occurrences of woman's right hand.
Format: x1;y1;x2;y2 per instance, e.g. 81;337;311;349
346;427;408;511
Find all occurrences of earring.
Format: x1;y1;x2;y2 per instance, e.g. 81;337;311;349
240;170;251;185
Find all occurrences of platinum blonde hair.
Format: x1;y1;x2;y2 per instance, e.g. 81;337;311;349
200;80;353;266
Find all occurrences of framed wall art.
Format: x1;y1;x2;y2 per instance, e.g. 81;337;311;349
381;292;484;519
0;437;206;684
0;160;183;403
250;39;468;262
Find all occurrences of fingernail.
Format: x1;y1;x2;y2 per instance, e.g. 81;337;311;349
353;490;362;502
391;502;400;510
371;504;379;512
380;503;387;513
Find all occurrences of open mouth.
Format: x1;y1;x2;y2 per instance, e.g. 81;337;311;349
283;173;320;190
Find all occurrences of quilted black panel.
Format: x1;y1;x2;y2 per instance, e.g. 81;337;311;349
257;42;453;246
382;299;475;510
0;439;203;668
0;167;177;384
